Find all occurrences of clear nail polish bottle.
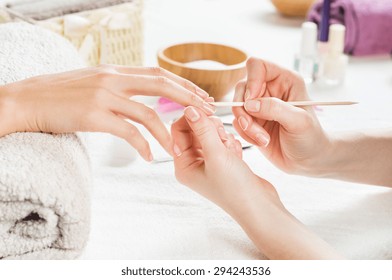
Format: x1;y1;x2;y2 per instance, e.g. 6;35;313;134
321;24;349;86
294;22;319;84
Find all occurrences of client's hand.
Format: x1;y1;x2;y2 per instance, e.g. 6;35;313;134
233;57;331;176
172;106;341;259
0;65;215;161
171;106;278;217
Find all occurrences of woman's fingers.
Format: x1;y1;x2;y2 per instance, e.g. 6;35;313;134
232;80;250;124
124;75;214;114
232;118;258;146
245;57;281;100
244;97;314;133
237;114;271;147
222;134;242;159
91;68;215;115
171;115;205;185
171;116;204;181
106;65;210;100
95;112;152;161
234;139;243;159
209;117;242;158
171;116;194;156
183;106;225;157
209;116;229;142
232;81;270;147
109;95;173;155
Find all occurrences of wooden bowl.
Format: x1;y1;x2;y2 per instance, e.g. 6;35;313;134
271;0;316;17
157;42;247;100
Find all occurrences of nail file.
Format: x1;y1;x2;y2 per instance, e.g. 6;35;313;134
209;101;358;107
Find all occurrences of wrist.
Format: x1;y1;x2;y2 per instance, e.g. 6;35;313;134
309;133;354;179
226;178;342;259
295;132;338;178
225;176;284;224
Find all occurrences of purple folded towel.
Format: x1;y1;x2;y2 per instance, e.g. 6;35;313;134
308;0;392;56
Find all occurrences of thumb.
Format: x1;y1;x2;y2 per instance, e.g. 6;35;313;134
183;106;224;156
244;97;314;133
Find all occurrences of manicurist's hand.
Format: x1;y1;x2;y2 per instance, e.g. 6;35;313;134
171;106;342;259
232;57;331;176
0;65;215;161
171;105;278;213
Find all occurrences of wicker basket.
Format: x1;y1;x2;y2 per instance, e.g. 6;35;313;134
2;1;144;66
271;0;316;17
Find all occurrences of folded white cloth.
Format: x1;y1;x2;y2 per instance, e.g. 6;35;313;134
0;22;91;259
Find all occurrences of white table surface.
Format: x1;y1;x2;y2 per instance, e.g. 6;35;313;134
81;0;392;259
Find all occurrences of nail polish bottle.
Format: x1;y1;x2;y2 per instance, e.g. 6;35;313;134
294;22;319;84
322;24;349;86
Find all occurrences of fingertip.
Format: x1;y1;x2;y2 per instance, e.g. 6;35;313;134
140;150;153;162
238;116;250;131
244;99;261;113
234;80;246;101
184;106;201;122
141;143;153;162
217;126;228;141
205;96;215;102
202;102;216;115
183;107;225;154
234;140;243;157
224;140;231;149
255;132;270;148
187;92;214;115
196;87;209;99
173;142;182;157
246;57;266;99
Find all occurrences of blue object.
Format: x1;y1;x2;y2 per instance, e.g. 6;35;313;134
319;0;331;42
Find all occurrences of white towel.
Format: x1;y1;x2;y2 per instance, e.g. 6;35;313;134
1;0;134;20
0;22;91;259
81;129;392;260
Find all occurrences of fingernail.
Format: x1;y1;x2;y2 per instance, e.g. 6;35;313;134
245;100;261;112
205;96;215;102
238;116;248;130
196;88;209;99
148;153;154;162
244;89;250;100
173;143;182;157
255;133;270;147
203;102;216;114
218;127;228;141
184;107;200;122
235;142;242;153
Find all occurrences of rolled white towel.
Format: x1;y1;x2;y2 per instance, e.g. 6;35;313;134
0;22;91;259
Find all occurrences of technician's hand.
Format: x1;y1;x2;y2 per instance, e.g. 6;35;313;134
232;57;331;175
171;106;342;260
0;65;215;161
171;106;278;215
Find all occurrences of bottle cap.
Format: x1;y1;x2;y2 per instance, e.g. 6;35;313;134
300;22;318;57
329;24;346;55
